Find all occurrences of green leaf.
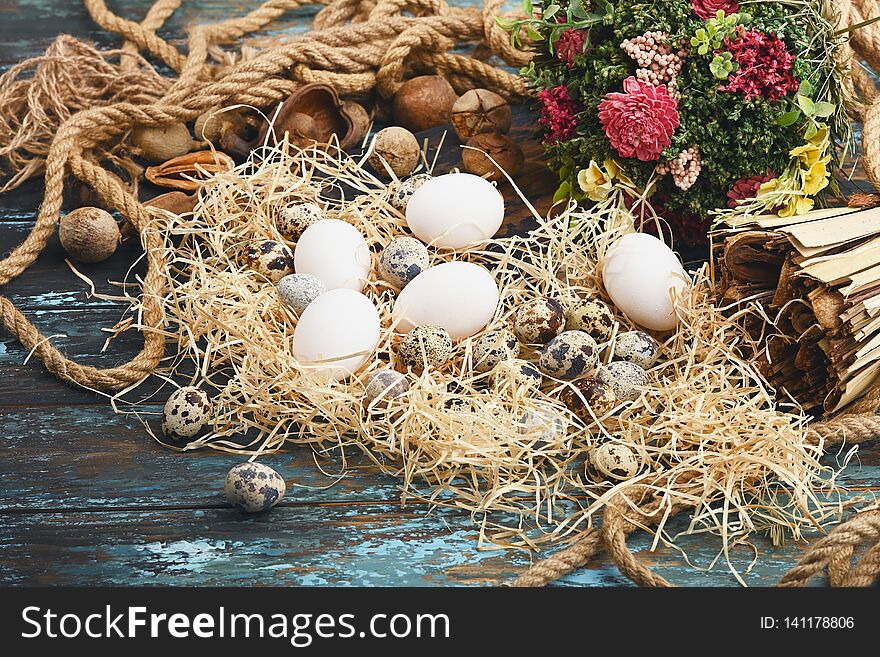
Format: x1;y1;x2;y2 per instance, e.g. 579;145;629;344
544;4;560;20
526;26;544;42
796;94;816;116
813;101;835;118
521;0;533;16
569;0;590;19
804;122;819;140
798;79;814;97
553;181;572;204
776;111;800;127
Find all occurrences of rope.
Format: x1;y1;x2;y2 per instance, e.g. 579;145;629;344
0;0;529;393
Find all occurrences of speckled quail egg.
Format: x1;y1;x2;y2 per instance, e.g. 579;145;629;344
161;386;212;440
614;330;660;369
473;328;519;373
519;403;567;450
446;396;472;413
591;443;641;481
277;273;326;315
224;462;286;513
277;201;324;240
583;449;604;484
513;297;566;344
379;236;430;289
397;324;453;370
538;330;599;380
390;173;432;212
244;239;295;283
364;370;410;407
565;298;615;342
561;377;617;422
597;361;648;402
490;358;542;392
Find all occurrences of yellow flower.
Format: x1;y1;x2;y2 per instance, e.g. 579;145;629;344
803;157;830;195
577;160;614;202
809;124;829;148
789;143;823;167
757;178;779;195
778;195;814;217
604;159;635;188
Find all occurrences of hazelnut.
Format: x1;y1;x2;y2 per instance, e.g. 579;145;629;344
368;127;420;178
451;89;512;140
59;207;121;264
462;133;524;181
392;76;457;132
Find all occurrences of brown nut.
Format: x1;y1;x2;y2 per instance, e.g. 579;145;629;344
451;89;512;140
368;127;420;178
130;123;199;163
392;76;457;132
341;101;371;150
461;133;524;181
59;207;121;264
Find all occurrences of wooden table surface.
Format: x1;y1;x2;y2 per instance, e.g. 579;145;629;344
1;0;878;587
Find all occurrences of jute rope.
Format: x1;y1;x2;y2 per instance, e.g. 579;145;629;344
0;0;878;586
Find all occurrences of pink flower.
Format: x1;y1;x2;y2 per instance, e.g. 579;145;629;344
556;29;588;68
721;30;799;101
692;0;739;19
727;171;776;208
598;77;679;161
537;85;581;143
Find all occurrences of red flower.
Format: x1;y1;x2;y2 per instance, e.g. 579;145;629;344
556;29;588;68
692;0;739;20
537;85;581;143
598;77;679;161
727;171;776;208
721;30;799;101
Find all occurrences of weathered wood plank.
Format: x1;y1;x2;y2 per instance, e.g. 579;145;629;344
0;503;861;587
0;404;409;509
2;404;876;510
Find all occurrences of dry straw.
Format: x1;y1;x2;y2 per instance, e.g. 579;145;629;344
125;137;850;579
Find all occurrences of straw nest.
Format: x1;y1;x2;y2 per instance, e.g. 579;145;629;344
123;137;850;575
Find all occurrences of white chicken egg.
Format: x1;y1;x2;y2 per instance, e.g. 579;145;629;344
601;233;689;332
391;261;499;340
293;289;380;381
405;173;504;250
294;219;371;292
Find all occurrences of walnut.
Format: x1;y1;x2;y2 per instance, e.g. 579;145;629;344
451;89;512;140
368;127;420;178
461;133;524;181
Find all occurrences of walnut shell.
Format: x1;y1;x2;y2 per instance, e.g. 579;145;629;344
462;133;524;181
451;89;512;140
392;76;457;132
255;84;358;151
